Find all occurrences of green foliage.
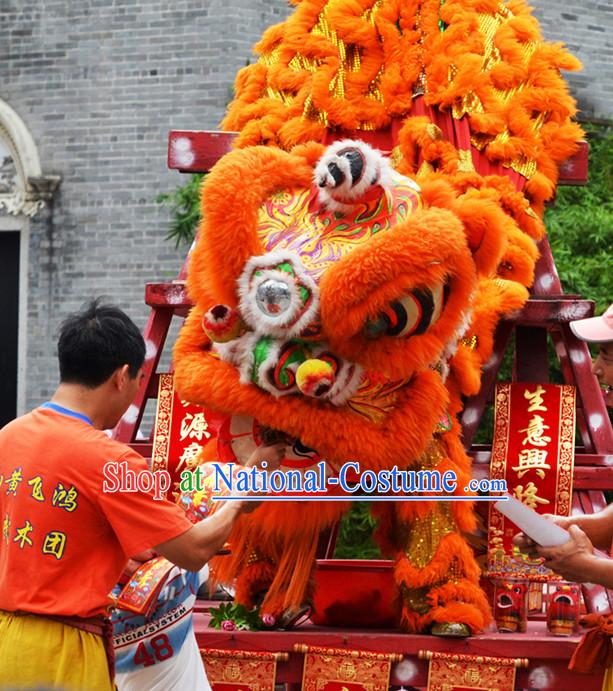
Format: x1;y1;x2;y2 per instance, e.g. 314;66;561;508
333;502;381;559
156;173;204;248
546;123;613;314
208;602;275;631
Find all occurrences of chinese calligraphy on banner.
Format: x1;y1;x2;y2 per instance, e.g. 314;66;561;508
151;373;219;497
487;383;576;578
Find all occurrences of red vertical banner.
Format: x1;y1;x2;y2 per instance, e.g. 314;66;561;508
488;383;576;577
419;650;528;691
151;373;218;496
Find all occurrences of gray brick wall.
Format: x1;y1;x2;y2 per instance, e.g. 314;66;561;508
0;0;293;414
532;1;613;122
0;0;610;418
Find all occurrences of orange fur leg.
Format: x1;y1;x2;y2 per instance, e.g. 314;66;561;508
394;529;492;634
259;526;320;615
427;579;492;633
233;559;277;609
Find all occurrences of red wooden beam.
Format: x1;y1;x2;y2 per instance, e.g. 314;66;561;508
558;140;589;186
144;286;596;324
514;297;593;324
145;282;191;312
112;307;174;444
471;451;613;468
168;131;589;185
168;130;237;173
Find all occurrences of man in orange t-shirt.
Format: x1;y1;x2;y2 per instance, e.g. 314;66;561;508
0;299;284;691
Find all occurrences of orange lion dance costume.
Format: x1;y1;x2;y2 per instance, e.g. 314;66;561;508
174;0;581;635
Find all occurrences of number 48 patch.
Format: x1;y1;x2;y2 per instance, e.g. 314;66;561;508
133;634;174;667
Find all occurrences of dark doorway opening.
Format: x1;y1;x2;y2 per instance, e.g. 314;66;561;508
0;231;19;428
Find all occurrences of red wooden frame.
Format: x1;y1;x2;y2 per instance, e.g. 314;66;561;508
167;131;590;187
111;129;610;690
192;607;603;691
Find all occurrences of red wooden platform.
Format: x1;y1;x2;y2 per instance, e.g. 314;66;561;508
193;601;603;690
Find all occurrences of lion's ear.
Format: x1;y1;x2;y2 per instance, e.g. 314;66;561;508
187;146;314;307
319;207;477;379
419;179;525;278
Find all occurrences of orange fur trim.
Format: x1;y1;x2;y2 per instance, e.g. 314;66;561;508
189;146;314;306
498;223;539;285
320;207;477;380
468;277;529;366
451;190;508;275
221;0;581;201
259;527;320;614
208;507;345;614
448;345;482;397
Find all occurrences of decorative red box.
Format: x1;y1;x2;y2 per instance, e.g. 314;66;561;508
311;559;397;628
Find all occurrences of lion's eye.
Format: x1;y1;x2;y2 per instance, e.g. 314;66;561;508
365;283;446;339
238;251;319;339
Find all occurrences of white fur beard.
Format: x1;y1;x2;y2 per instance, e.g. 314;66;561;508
314;139;394;211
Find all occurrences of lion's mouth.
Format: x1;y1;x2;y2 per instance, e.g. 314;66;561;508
258;424;317;458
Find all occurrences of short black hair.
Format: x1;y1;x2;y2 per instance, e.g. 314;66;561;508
58;298;146;387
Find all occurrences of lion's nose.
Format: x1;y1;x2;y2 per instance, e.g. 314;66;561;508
255;278;293;317
296;359;336;398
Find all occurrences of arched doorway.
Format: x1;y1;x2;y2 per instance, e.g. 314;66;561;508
0;99;58;426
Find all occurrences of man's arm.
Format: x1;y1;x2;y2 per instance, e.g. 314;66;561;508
154;442;286;571
570;506;613;551
546;507;613;552
154;500;243;571
588;557;613;590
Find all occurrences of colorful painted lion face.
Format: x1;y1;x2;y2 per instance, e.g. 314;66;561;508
174;140;482;472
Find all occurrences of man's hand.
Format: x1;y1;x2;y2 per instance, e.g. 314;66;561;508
244;442;286;471
535;525;597;582
213;443;286;515
512;532;540;560
512;514;574;560
131;548;157;562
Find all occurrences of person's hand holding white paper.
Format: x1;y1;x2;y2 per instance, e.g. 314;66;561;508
495;495;570;547
505;496;613;589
